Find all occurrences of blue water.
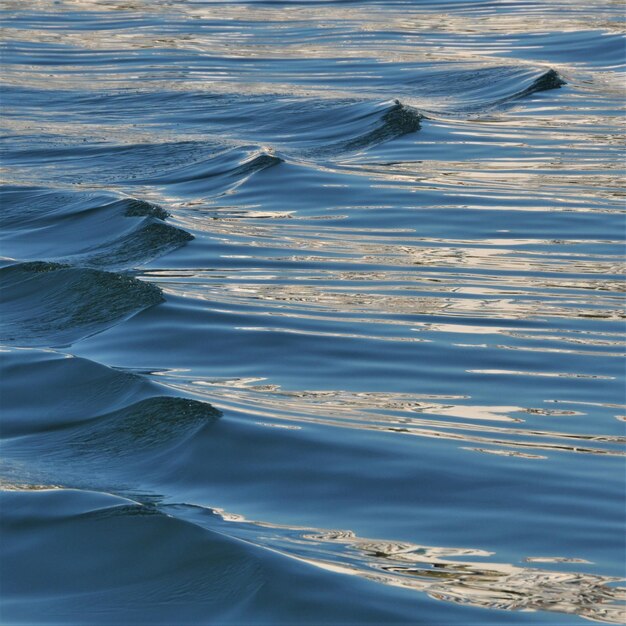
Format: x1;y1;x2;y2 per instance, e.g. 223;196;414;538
1;1;625;624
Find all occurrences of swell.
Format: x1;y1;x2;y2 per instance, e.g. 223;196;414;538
0;187;193;269
302;99;424;157
175;69;564;158
71;221;193;269
132;147;285;193
165;501;626;625
2;65;567;130
0;347;157;438
0;487;432;626
0;347;221;488
0;67;567;188
0;489;269;626
503;68;566;102
403;66;567;115
4;396;221;465
0;262;164;347
2;484;623;625
0;186;197;347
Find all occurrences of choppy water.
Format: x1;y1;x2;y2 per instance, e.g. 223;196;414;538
1;1;625;624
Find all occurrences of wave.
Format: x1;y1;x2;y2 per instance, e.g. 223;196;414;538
1;486;439;626
0;488;270;626
4;397;220;469
124;146;284;195
307;99;424;156
0;68;567;194
166;502;626;625
0;262;164;347
0;348;221;489
1;64;569;152
1;1;624;624
121;198;169;220
68;396;220;452
496;68;566;105
0;347;156;438
181;69;561;158
72;221;193;269
402;66;567;116
2;485;623;625
0;348;296;492
0;187;193;269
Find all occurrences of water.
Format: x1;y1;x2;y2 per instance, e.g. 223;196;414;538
1;1;625;624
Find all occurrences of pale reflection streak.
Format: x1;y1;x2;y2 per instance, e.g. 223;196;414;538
3;0;623;64
147;265;624;334
149;374;625;458
172;217;624;278
169;502;626;624
328;150;625;208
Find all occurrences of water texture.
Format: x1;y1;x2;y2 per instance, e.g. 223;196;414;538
0;1;625;624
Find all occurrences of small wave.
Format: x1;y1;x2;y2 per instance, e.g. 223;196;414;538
307;100;423;156
71;221;193;269
1;2;624;624
234;151;285;175
165;502;626;625
0;187;193;269
0;350;221;489
66;396;221;456
4;397;222;469
0;262;164;347
0;488;269;626
121;198;170;220
0;347;155;439
129;147;283;188
402;66;567;115
501;68;566;103
340;100;423;151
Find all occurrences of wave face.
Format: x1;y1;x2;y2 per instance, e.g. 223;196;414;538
0;188;192;268
0;262;164;347
1;1;624;624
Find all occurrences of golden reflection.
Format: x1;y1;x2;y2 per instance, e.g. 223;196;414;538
170;502;626;624
149;372;626;458
146;260;624;331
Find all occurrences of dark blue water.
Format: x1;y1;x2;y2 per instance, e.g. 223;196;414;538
1;1;625;624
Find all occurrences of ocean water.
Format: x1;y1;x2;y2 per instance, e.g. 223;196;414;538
1;1;625;624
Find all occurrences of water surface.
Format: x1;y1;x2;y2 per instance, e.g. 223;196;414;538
1;1;625;624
